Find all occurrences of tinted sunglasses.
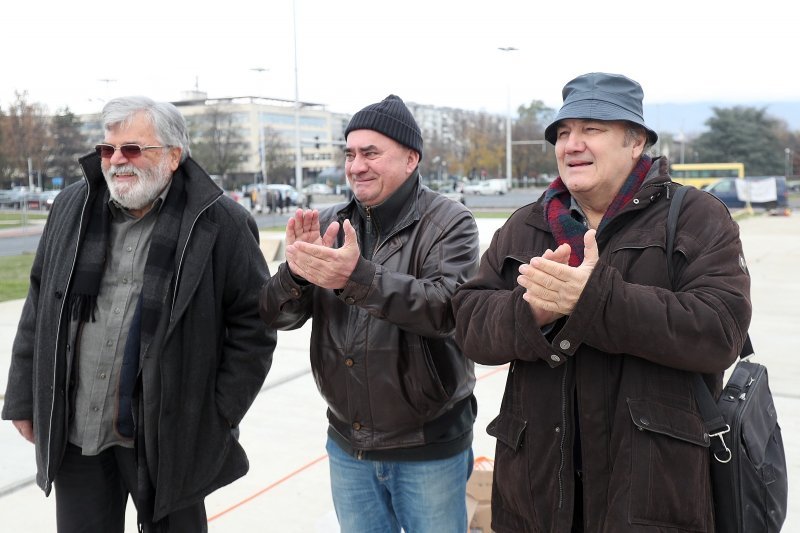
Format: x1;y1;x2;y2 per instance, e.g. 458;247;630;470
95;143;170;159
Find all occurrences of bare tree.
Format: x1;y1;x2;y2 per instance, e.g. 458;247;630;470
188;105;248;183
0;91;53;188
261;125;293;184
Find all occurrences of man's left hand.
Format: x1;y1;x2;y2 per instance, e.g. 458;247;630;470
285;219;360;289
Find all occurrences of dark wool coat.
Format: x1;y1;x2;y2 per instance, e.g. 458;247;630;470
452;157;752;532
2;153;276;521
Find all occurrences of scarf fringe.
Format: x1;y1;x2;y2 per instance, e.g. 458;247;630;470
69;294;97;323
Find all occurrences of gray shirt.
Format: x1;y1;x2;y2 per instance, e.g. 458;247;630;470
68;194;164;455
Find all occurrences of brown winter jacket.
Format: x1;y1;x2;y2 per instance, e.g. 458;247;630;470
452;157;752;532
259;176;480;452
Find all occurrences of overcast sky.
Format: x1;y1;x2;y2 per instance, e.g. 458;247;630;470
4;0;797;122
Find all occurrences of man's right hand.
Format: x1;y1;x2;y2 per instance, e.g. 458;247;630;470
12;420;34;444
518;243;572;326
285;208;323;247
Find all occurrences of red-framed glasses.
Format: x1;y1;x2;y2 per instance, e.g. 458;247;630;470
95;143;170;159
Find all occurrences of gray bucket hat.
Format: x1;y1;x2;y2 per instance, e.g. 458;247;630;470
544;72;658;146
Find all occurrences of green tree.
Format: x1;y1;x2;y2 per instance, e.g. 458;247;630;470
692;106;786;175
48;107;87;187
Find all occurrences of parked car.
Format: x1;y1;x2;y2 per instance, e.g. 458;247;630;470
0;187;31;209
703;176;790;214
463;179;508;195
266;184;306;207
302;183;334;196
436;185;465;204
244;183;306;213
28;190;61;210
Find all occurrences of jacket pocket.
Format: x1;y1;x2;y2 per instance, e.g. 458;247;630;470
627;398;711;530
486;411;540;530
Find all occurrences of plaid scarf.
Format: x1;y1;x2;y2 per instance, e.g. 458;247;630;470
116;169;187;439
543;155;652;266
69;170;186;338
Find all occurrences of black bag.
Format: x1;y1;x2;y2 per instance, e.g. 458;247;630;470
667;186;788;532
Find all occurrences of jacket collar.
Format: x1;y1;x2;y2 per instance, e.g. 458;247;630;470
77;151;222;220
344;169;422;234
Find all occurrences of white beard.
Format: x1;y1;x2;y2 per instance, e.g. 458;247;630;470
103;158;173;210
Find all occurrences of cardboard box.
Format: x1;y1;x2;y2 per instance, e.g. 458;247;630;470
466;457;494;532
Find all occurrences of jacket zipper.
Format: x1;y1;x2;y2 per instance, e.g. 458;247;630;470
169;194;221;319
45;169;93;489
556;363;568;509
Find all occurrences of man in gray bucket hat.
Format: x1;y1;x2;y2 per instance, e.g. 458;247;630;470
452;73;751;531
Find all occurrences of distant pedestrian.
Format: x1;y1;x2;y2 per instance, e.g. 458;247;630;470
2;96;276;532
451;72;752;532
259;94;480;532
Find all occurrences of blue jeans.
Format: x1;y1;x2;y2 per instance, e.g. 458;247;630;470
326;438;473;533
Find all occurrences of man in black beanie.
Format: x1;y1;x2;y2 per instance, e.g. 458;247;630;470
259;94;480;532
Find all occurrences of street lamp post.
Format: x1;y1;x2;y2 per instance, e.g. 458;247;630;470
785;147;792;178
292;0;303;193
250;68;270;185
676;131;686;165
498;47;518;191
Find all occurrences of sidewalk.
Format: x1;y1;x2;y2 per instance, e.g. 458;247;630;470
1;215;798;531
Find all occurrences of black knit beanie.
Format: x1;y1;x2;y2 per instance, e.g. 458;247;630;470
345;94;423;160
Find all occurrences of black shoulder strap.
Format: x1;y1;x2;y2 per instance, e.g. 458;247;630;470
666;186;689;287
666;185;742;462
666;185;752;360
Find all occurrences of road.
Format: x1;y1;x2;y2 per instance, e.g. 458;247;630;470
1;187;796;257
0;189;549;257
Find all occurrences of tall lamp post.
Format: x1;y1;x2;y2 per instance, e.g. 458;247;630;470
785;147;793;178
250;67;270;185
498;47;518;191
292;0;303;193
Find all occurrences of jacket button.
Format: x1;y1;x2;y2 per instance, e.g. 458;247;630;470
352;422;361;431
345;297;355;305
54;290;63;299
550;354;560;362
559;340;571;350
344;358;354;367
290;288;300;298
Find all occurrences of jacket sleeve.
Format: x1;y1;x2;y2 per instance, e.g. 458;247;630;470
258;261;315;330
337;205;480;338
554;190;751;374
452;213;559;366
215;215;277;427
1;218;47;421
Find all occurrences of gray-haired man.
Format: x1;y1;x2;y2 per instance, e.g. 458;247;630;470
3;96;276;532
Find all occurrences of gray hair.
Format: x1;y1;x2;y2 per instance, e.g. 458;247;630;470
623;123;652;150
102;96;191;162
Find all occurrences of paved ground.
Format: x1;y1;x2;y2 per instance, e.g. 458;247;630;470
0;214;798;532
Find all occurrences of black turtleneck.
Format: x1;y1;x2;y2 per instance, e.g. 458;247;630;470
353;169;420;260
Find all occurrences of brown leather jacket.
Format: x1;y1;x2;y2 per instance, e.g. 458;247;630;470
260;176;480;451
452;157;752;532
